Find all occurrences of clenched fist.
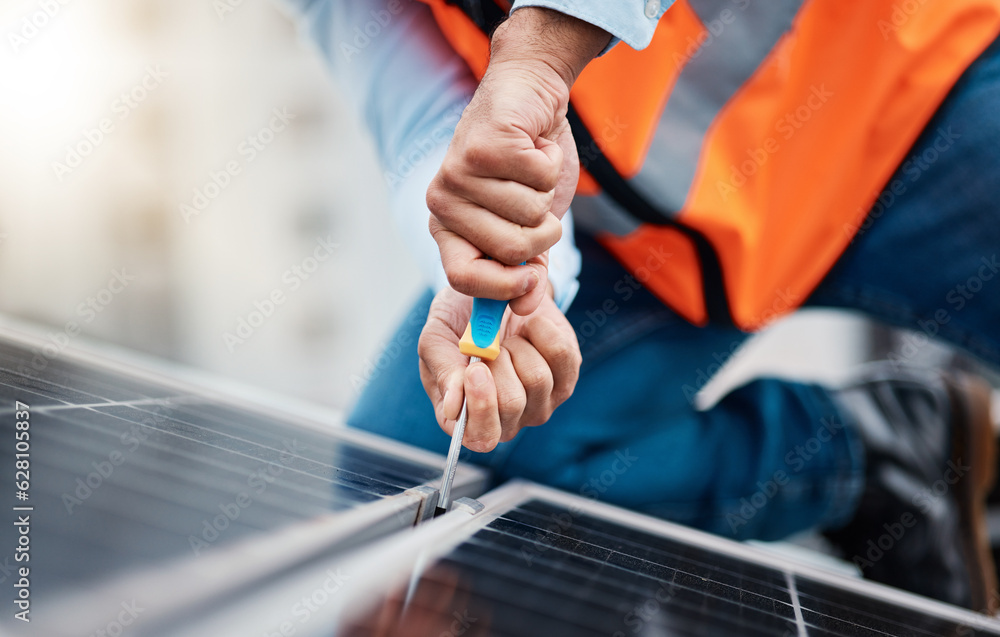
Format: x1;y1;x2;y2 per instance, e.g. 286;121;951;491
426;7;610;316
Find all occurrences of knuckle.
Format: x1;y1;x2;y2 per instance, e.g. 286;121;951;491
540;214;563;244
499;425;522;443
445;266;473;293
425;185;448;217
521;364;551;393
554;365;579;404
550;334;581;367
498;389;526;421
529;192;555;225
468;392;492;415
437;160;464;194
521;409;553;429
463;141;495;174
520;223;561;261
499;233;533;264
544;163;561;190
416;335;431;360
551;382;575;406
548;342;574;367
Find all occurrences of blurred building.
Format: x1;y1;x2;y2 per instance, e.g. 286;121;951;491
0;0;422;409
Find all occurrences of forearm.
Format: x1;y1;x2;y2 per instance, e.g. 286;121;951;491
489;6;611;89
288;0;583;308
510;0;675;52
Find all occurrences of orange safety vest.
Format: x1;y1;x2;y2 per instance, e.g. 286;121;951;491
422;0;1000;330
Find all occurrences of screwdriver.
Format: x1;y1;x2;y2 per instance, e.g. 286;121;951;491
434;295;509;516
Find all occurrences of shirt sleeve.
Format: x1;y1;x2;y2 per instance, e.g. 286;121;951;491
510;0;675;52
283;0;582;311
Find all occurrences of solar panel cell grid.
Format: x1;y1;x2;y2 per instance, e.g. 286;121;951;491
0;337;439;606
338;496;1000;637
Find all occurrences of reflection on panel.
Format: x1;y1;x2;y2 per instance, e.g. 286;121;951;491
0;328;477;635
333;485;1000;637
346;499;800;637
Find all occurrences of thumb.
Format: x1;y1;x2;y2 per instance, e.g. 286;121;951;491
418;317;469;433
462;361;501;453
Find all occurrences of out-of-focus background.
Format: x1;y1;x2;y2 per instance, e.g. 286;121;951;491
0;0;946;412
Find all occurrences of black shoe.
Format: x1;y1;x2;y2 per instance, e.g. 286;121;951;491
825;364;998;613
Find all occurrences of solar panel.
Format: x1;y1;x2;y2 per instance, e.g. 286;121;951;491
5;320;1000;637
0;323;485;636
177;481;1000;637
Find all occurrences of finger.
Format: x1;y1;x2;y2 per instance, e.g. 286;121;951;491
462;362;501;453
550;121;580;219
437;171;556;228
504;335;554;432
418;303;472;431
427;186;563;265
418;358;444;428
522;314;581;406
452;127;562;193
431;218;540;300
419;358;464;435
508;258;550;316
487;347;527;441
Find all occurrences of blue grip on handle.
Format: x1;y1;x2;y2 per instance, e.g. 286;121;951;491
468;258;526;348
469;297;509;348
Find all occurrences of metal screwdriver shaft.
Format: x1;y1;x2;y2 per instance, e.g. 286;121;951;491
436;355;480;515
433;293;510;517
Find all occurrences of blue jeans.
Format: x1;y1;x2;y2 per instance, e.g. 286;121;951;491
348;36;1000;541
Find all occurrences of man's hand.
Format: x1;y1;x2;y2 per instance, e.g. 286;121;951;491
427;8;610;316
418;286;582;453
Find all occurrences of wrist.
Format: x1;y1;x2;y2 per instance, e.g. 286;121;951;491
489;7;610;89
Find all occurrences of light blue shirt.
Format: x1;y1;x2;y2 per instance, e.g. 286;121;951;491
512;0;674;52
287;0;671;310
